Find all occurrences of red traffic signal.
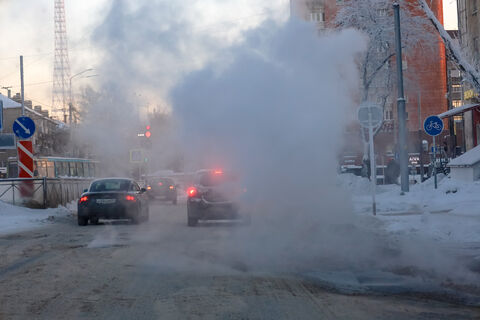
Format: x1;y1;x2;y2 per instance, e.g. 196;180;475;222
145;125;151;138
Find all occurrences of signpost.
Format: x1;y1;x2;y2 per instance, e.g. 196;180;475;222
358;103;383;216
12;116;36;140
423;115;444;189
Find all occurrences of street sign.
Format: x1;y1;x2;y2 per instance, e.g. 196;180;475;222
130;149;144;163
423;115;444;136
0;100;3;131
12;116;36;139
357;102;382;216
358;103;383;128
0;134;16;149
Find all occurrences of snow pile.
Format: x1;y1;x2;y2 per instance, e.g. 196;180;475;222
342;173;480;243
0;201;72;235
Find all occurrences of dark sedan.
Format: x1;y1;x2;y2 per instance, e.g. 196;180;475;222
77;178;149;226
146;177;177;204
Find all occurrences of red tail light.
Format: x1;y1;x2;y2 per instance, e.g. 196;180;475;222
187;187;198;198
158;182;163;186
79;196;89;203
125;195;136;202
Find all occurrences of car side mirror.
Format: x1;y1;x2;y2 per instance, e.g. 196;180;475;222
83;189;88;193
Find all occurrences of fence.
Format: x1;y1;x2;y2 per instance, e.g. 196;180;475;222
0;178;92;209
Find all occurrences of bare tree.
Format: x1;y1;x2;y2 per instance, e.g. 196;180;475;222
335;0;436;167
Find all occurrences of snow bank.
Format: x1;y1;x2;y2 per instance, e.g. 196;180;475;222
340;173;480;244
0;201;72;236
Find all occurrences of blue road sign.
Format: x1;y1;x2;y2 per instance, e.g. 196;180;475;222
423;115;444;137
12;116;35;139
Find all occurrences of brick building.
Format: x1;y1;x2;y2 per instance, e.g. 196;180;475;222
291;0;449;174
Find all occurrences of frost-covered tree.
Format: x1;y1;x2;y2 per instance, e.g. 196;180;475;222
335;0;435;107
335;0;436;170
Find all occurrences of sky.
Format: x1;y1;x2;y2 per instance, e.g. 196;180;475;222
0;0;458;119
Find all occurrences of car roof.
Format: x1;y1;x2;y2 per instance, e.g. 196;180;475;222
90;177;135;183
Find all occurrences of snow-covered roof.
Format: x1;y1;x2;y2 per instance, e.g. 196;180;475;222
448;145;480;167
0;93;21;108
438;104;480;119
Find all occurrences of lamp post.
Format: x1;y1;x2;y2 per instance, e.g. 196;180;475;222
69;68;94;124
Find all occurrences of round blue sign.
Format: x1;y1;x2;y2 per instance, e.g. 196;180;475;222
12;116;36;139
423;115;444;137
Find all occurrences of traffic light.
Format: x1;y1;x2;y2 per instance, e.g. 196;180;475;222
145;125;151;138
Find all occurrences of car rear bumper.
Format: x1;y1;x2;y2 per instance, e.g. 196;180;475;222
78;204;135;220
187;199;244;220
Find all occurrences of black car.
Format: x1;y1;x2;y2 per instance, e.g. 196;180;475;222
146;177;177;204
186;170;249;227
77;178;149;226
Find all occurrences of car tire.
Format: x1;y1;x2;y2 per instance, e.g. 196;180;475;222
132;207;142;224
187;217;198;227
78;216;88;226
90;217;99;225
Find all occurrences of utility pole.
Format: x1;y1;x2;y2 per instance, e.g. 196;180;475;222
393;3;409;193
20;56;25;116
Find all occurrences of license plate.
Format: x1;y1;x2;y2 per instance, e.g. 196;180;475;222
96;199;116;204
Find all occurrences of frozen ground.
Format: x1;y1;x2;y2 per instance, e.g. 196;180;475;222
339;173;480;244
0;201;72;236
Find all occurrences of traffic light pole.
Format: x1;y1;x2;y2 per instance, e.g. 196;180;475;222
394;3;409;193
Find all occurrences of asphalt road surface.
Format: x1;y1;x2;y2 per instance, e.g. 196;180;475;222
0;201;479;319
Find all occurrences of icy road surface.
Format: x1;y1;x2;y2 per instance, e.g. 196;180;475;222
0;201;479;319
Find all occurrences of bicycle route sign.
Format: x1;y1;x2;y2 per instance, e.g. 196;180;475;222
423;115;444;136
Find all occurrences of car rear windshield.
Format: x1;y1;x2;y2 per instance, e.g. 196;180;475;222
198;172;236;187
90;179;131;192
150;178;174;186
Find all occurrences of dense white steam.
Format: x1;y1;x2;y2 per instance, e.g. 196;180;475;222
172;20;372;271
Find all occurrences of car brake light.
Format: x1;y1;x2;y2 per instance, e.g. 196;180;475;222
169;185;174;190
214;170;223;175
125;195;136;201
158;182;163;186
79;196;89;203
187;187;198;198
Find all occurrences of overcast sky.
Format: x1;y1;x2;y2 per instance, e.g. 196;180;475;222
0;0;458;117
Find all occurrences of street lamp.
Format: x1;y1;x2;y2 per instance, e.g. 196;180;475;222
69;68;94;124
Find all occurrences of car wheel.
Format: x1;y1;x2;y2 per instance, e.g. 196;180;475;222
78;216;88;226
144;206;150;222
132;207;142;224
187;217;198;227
90;217;99;225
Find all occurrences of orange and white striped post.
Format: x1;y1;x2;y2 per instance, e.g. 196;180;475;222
17;140;34;198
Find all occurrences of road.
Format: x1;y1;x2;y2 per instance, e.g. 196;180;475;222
0;201;479;319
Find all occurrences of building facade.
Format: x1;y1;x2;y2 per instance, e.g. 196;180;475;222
456;0;480;150
0;93;68;177
292;0;448;160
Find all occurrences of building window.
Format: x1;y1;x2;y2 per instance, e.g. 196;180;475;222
452;100;462;108
452;84;462;93
310;12;324;22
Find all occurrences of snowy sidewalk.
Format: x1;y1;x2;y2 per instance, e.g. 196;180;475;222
340;174;480;244
0;201;72;236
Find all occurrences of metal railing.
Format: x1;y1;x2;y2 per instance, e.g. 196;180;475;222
0;178;92;209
